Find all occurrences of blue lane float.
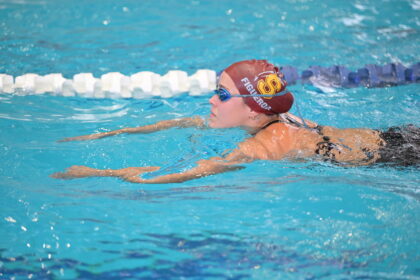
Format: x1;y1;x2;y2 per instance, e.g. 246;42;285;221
284;62;420;88
0;62;418;98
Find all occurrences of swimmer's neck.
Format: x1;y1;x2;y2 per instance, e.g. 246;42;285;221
242;114;280;135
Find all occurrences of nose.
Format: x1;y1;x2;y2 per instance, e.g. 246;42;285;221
209;94;219;106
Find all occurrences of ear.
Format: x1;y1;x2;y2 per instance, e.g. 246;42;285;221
246;107;261;120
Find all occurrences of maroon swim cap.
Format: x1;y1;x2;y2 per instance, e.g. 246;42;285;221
223;60;294;114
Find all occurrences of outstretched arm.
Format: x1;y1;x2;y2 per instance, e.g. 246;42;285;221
51;139;262;183
128;154;248;184
58;116;205;142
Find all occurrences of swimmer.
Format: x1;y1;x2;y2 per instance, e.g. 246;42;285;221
51;60;420;183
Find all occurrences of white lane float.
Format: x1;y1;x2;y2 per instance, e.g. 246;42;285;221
1;62;418;98
0;74;14;94
0;70;217;98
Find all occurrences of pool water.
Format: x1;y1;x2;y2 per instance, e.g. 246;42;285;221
1;0;419;279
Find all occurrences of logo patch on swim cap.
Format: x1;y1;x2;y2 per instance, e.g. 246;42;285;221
256;73;285;99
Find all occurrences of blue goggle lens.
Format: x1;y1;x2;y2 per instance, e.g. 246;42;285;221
215;88;231;102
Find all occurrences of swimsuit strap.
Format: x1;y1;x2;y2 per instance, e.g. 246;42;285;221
260;119;282;130
313;125;324;135
251;119;283;136
293;99;310;129
253;116;322;135
283;114;306;128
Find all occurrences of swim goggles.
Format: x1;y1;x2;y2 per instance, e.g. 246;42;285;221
215;87;286;102
215;87;243;101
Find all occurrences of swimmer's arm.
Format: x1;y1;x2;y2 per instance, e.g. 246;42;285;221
126;137;270;183
51;151;250;184
58;116;205;142
132;148;255;184
128;157;246;184
51;143;258;183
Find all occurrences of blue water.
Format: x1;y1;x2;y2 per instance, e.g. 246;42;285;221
1;0;420;279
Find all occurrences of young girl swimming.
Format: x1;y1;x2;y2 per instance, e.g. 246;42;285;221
51;60;419;183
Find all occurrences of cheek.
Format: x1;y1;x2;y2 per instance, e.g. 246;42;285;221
212;101;248;128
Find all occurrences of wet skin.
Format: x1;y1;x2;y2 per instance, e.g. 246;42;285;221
52;72;386;183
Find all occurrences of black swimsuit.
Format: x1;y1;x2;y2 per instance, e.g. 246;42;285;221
315;125;420;166
314;125;381;163
376;125;420;166
313;125;346;162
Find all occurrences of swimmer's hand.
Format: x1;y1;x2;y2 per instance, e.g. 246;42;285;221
58;116;205;142
50;165;160;179
58;132;115;142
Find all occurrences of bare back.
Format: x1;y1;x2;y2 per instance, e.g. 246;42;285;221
238;123;385;165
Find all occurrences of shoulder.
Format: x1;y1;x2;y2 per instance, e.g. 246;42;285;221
255;122;298;144
239;123;298;160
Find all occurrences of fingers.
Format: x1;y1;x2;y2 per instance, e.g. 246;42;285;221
51;166;160;181
50;172;68;179
57;137;73;143
50;170;78;179
57;133;109;142
57;135;93;142
50;165;99;179
57;137;77;143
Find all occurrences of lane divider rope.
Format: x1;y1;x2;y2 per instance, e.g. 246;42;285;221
0;62;418;98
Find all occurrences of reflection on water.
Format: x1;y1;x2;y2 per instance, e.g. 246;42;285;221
0;230;403;279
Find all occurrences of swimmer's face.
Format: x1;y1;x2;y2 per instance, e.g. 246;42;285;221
208;72;253;128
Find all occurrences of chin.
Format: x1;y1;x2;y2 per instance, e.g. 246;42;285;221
208;115;218;128
209;116;237;128
208;119;223;128
209;122;236;129
208;120;218;128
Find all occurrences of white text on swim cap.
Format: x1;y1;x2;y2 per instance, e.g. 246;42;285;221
241;77;272;111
